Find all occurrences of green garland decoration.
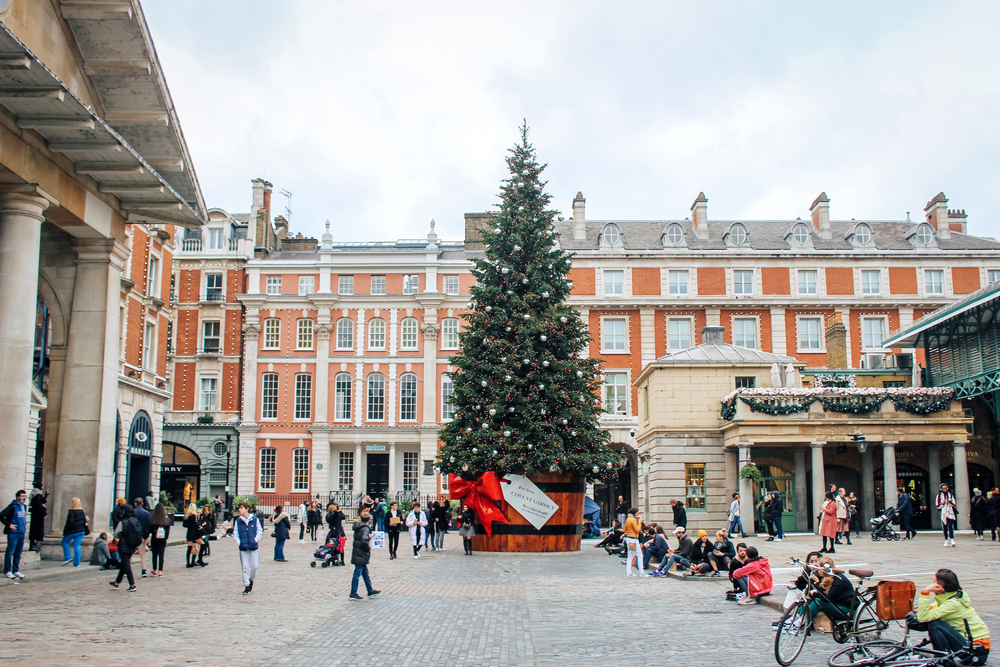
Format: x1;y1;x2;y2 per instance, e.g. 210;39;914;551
739;396;812;416
722;390;954;420
721;398;737;421
739;464;763;482
816;395;887;415
890;396;953;415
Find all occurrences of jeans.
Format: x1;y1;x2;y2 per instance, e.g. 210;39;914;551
624;537;642;576
376;517;385;532
774;520;785;539
274;538;286;561
927;619;967;652
808;600;851;622
425;526;434;547
943;518;956;540
644;549;666;569
299;523;305;540
735;575;748;594
729;516;744;536
434;531;445;549
901;514;914;537
4;533;25;574
62;531;84;566
850;517;861;537
351;564;374;595
658;553;691;572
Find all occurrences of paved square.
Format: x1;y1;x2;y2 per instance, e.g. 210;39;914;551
1;532;998;666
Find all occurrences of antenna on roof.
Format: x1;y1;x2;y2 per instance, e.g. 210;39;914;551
280;188;292;222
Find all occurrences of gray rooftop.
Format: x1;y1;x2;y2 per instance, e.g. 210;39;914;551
655;343;798;365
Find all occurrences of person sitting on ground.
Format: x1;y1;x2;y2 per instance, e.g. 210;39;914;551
728;542;748;592
914;568;990;665
731;546;773;605
806;556;855;623
642;526;669;571
653;526;693;575
706;529;736;576
89;532;115;569
595;521;624;553
687;530;715;576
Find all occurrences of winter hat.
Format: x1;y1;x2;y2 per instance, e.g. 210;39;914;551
673;526;685;535
698;529;707;539
974;488;982;497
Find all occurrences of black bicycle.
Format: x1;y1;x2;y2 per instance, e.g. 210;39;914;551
828;619;980;667
774;560;908;666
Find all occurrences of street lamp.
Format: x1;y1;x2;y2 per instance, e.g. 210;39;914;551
853;432;868;453
224;434;233;520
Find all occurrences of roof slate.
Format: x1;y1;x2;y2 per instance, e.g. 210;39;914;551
655;343;798;364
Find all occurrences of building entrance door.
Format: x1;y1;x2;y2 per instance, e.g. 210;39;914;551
366;453;389;499
876;463;931;530
753;465;796;535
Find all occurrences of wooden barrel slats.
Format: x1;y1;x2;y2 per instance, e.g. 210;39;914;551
469;474;584;552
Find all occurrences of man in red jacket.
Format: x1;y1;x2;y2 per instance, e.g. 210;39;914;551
732;546;773;605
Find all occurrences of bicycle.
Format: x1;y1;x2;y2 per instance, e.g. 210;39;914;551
774;559;909;665
828;619;981;667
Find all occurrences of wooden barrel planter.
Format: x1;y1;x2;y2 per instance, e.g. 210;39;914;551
469;473;585;552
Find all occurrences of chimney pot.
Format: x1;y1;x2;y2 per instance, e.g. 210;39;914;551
810;192;832;239
701;325;725;345
691;192;709;240
573;192;586;241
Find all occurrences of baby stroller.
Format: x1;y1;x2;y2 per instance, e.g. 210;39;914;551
870;506;901;541
310;535;347;567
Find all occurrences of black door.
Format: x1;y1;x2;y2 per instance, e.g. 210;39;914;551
127;454;150;505
366;453;389;498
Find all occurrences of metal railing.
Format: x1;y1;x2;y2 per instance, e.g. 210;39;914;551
201;291;225;302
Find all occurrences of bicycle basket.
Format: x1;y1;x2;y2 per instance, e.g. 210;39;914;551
876;580;916;620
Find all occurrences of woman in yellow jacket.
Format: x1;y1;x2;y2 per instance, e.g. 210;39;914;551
916;568;990;665
622;508;643;577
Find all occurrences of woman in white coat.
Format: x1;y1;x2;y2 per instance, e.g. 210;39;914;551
406;501;429;559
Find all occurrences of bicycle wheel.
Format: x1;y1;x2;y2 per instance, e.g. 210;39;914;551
775;601;811;666
852;597;909;644
828;640;907;667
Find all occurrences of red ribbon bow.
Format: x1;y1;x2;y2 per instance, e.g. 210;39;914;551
449;471;508;537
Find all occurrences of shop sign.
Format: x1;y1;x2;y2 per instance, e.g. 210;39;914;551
365;444;386;452
161;464;200;474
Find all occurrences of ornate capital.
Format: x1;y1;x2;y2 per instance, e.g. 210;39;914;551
316;323;333;340
420;322;440;340
243;322;261;340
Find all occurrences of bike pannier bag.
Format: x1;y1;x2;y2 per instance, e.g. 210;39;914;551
876;580;916;620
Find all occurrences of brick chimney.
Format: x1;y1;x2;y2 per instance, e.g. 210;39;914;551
810;192;832;239
274;215;289;239
947;208;967;234
825;312;848;368
691;192;709;240
924;192;951;239
572;192;586;241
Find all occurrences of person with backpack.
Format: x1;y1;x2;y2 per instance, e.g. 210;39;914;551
233;501;262;595
270;505;290;562
348;510;380;601
147;504;170;577
110;504;142;591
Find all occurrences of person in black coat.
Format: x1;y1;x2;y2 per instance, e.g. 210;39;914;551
325;504;347;565
307;502;321;543
897;488;916;539
183;504;205;568
431;501;449;551
457;504;476;555
769;491;785;540
670;499;687;529
642;526;669;570
270;506;291;562
348;511;379;600
384;502;404;560
110;504;140;591
28;488;46;552
988;489;1000;541
971;489;990;539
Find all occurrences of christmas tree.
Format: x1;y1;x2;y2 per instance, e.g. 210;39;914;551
437;125;619;481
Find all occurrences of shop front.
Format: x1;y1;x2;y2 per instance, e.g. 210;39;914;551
160;443;201;512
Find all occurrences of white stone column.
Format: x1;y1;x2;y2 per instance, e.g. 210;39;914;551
49;238;128;536
770;307;787;356
811;441;826;533
354;364;363;427
738;444;754;534
41;345;66;534
241;320;260;423
882;441;898;511
794;449;808;532
0;192;49;498
388;441;397;496
927;444;942;529
355;442;364;494
387;362;397;427
310;429;331;498
953;441;970;530
420;322;440;426
236;427;260;497
639;308;655;368
314;323;332;423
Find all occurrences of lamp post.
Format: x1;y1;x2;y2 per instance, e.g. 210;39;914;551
225;434;233;521
853;432;868;453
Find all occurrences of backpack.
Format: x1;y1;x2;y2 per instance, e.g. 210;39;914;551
121;518;143;549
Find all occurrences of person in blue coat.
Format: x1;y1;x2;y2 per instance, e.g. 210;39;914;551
897;488;916;539
270;506;290;562
233;502;262;595
642;526;669;571
1;490;28;580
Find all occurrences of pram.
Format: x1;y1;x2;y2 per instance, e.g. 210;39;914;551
870;506;901;541
310;535;347;567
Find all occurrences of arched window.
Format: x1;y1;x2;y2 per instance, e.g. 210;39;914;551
263;318;280;349
916;224;934;245
367;373;385;421
334;372;352;421
441;318;459;349
792;223;810;245
260;372;278;420
368;317;386;350
399;373;417;421
664;223;684;246
854;223;872;245
601;223;622;246
400;317;418;350
296;318;313;349
441;374;455;420
336;318;354;350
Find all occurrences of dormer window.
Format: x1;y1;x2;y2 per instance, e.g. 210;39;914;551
601;223;622;247
208;228;225;250
792;223;810;245
915;224;934;245
725;223;749;247
854;223;872;246
662;223;685;247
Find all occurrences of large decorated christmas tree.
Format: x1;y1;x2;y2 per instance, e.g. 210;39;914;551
437;126;619;492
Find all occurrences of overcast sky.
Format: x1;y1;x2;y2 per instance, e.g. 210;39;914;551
143;1;1000;244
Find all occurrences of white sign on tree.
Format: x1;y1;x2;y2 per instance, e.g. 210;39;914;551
501;474;559;530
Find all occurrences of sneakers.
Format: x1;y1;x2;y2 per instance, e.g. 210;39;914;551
349;593;363;601
13;572;24;579
951;539;957;547
4;572;13;579
944;540;950;547
63;559;73;566
734;592;747;602
127;586;137;592
109;581;120;589
737;596;757;605
157;572;163;577
368;590;381;597
414;555;419;559
141;570;148;578
774;538;783;542
243;585;251;595
299;539;306;544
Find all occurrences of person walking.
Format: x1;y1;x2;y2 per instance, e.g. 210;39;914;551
727;492;744;538
622;507;643;577
198;504;215;562
348;510;380;601
432;501;449;551
27;487;46;552
1;490;28;580
213;495;223;524
819;491;838;553
406;501;428;558
424;502;437;551
307;502;321;543
145;491;155;513
297;502;307;543
109;504;142;592
988;489;1000;542
762;495;775;540
669;499;687;530
270;505;290;562
835;488;851;545
936;483;958;547
326;504;347;565
770;490;785;541
458;503;475;555
897;488;916;539
233;501;262;595
373;498;387;533
970;489;990;540
385;502;404;560
61;497;89;567
148;503;170;577
183;503;206;568
847;492;861;538
133;497;151;578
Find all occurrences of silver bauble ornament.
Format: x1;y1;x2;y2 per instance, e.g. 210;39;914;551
560;317;567;323
593;466;600;473
538;384;545;390
481;423;488;429
522;278;528;285
523;358;530;364
505;375;512;381
507;290;514;295
501;267;509;275
465;428;472;433
513;245;521;251
493;450;498;455
508;407;515;413
450;456;456;462
576;371;583;377
475;405;481;409
523;314;530;320
485;306;492;311
540;335;547;341
571;431;577;437
542;292;549;298
542;361;549;367
489;408;496;416
472;447;478;453
562;419;568;425
481;381;487;387
527;444;533;449
506;327;512;332
463;464;469;471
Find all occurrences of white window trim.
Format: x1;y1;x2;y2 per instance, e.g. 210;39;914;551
258;447;276;492
260;372;279;421
860;315;890;352
599;315;630;354
442;275;460;295
860;269;882;295
338;275;354;296
399;317;419;351
293;373;312;421
336;318;354;351
441;373;455;422
796;269;819;296
371;275;386;296
440;318;460;351
298;275;315;296
291;448;310;492
146;251;162;298
143;320;157;370
403;275;419;295
198;374;218;412
922;268;946;296
204;271;225;302
986;269;1000;285
732;268;754;296
667;270;689;296
602;369;630;416
265;275;282;295
333;372;353;422
602;269;625;297
666;316;694;350
367;318;386;351
794;314;826;353
262;318;281;350
730;314;760;349
295;318;314;350
398;372;418;422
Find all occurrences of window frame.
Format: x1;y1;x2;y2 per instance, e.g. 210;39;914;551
403;275;419;295
338;275;354;295
441;374;455;421
797;270;818;295
735;377;756;389
400;317;419;351
729;224;748;245
924;269;944;295
336;318;354;350
367;373;385;421
293;373;312;421
668;270;689;295
854;223;873;245
260;372;279;420
668;317;692;350
399;372;418;422
861;316;887;351
202;320;221;353
143;321;156;370
296;318;314;350
265;275;282;295
441;318;459;350
733;270;754;295
987;269;1000;285
916;224;934;245
370;275;386;295
665;223;684;246
292;448;310;492
443;275;460;295
146;255;160;297
262;318;281;350
205;272;223;302
208;227;225;250
603;270;624;296
796;316;824;352
402;452;419;492
685;463;707;511
367;317;386;350
601;317;628;353
601;224;622;246
298;275;315;296
792;223;810;245
199;376;218;412
258;447;276;492
338;452;354;491
603;371;629;415
861;270;882;295
334;372;353;422
733;317;758;349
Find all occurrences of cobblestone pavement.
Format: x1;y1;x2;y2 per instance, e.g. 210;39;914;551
1;531;998;667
